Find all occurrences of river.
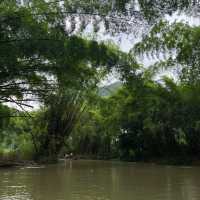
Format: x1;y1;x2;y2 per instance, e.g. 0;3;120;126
0;160;200;200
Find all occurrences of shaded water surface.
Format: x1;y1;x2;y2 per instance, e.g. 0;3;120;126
0;160;200;200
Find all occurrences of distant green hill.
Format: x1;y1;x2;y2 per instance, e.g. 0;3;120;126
98;82;121;97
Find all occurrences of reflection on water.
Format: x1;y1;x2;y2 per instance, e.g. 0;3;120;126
0;160;200;200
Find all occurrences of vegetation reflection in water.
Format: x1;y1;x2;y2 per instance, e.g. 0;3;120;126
0;161;200;200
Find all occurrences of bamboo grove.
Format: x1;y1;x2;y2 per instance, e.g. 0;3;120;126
1;0;200;164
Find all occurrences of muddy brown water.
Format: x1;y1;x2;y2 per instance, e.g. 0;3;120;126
0;160;200;200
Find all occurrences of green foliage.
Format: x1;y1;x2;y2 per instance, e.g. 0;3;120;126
0;104;10;130
63;0;196;25
1;0;200;165
69;92;122;159
138;0;191;21
0;0;138;162
0;111;36;161
34;89;86;161
71;76;200;163
133;21;200;84
0;0;129;108
116;78;200;161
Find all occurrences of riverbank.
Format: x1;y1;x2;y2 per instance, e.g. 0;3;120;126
68;154;200;166
0;158;37;168
1;154;200;168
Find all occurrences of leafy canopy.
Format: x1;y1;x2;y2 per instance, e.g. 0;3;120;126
0;0;134;108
